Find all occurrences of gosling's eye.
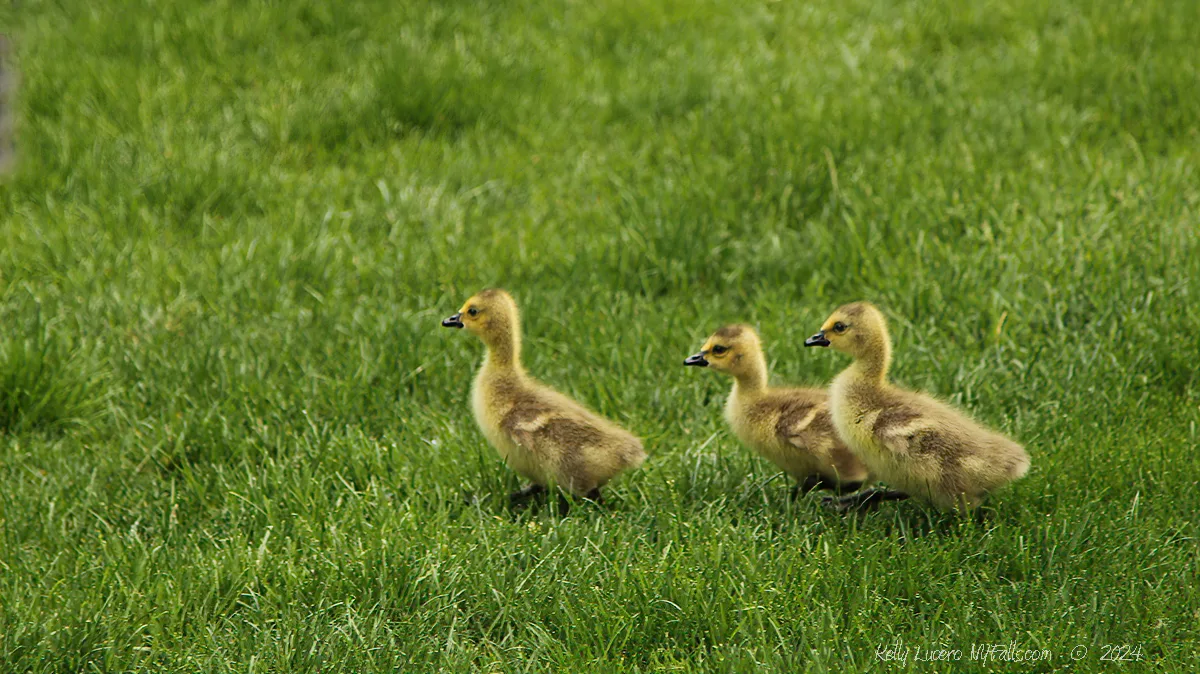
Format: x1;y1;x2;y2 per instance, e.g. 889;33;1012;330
710;345;728;355
467;307;479;317
832;322;847;334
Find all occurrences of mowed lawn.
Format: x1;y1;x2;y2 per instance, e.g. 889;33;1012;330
2;0;1199;671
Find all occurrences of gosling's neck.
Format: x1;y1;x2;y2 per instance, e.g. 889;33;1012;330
729;355;768;401
480;326;523;375
845;338;891;386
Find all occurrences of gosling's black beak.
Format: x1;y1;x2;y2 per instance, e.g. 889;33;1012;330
684;352;709;367
442;313;464;329
804;331;830;347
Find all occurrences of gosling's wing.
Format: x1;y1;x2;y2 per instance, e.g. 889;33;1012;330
505;410;608;456
498;394;555;455
774;395;830;451
774;392;869;481
871;393;987;472
498;387;606;458
870;402;944;457
887;392;1030;488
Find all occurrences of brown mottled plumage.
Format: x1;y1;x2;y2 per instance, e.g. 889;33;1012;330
685;324;869;496
805;302;1031;512
442;289;645;501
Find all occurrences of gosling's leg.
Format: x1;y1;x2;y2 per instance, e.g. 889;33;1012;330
795;475;839;499
553;488;603;516
792;475;824;500
509;482;546;504
793;476;865;500
834;480;865;495
973;505;995;524
824;487;909;513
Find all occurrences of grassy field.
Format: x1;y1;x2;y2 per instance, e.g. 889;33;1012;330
2;0;1199;670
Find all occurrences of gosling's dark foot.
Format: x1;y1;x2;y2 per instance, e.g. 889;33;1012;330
509;483;546;504
823;488;909;513
793;476;866;500
585;488;603;504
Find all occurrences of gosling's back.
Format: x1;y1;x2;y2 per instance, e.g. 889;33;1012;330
473;366;645;494
832;372;1030;510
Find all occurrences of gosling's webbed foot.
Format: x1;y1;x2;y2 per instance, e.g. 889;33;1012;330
824;487;909;513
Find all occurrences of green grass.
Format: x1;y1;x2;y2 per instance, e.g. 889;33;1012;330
0;298;110;435
2;0;1199;670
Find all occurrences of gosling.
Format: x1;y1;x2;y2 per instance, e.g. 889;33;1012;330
804;302;1031;513
442;289;646;506
685;324;869;498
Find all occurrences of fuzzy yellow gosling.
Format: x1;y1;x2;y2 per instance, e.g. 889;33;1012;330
804;302;1031;513
684;324;869;497
442;289;646;505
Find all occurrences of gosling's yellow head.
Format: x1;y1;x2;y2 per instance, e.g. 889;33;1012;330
804;301;889;359
684;324;763;377
441;288;520;346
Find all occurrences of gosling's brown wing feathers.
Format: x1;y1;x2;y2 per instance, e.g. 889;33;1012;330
871;394;974;470
873;402;932;451
499;385;641;492
499;392;560;455
772;395;826;446
498;386;608;454
774;391;867;481
509;413;607;454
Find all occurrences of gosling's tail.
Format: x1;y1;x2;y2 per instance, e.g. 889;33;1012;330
626;437;648;470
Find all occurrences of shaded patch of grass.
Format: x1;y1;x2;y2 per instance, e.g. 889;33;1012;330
0;316;109;435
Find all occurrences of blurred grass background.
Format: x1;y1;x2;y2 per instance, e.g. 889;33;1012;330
1;0;1198;671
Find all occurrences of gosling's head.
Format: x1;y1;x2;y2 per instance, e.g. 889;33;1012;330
684;324;764;378
803;302;889;360
442;288;520;347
